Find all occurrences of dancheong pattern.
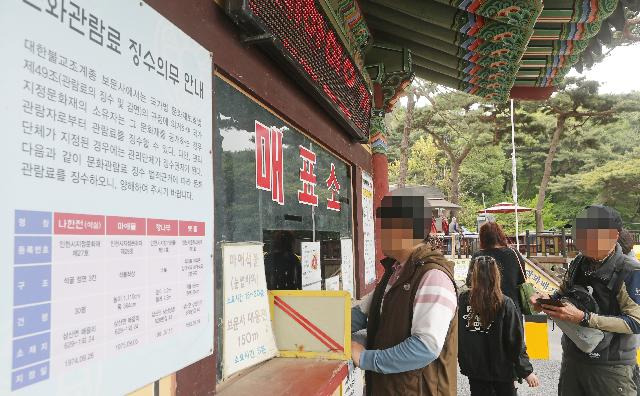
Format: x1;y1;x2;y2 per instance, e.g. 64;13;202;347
358;0;622;101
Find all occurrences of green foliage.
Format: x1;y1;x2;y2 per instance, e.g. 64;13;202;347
389;78;640;234
389;135;448;191
457;193;484;230
460;144;509;204
551;150;640;223
493;197;565;234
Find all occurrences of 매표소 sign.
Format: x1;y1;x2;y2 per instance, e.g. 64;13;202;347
0;1;214;394
254;119;345;210
225;0;372;142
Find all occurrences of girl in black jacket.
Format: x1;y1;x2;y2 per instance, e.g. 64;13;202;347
470;222;526;315
458;256;540;396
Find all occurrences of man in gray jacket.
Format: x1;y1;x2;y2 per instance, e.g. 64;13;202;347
531;206;640;396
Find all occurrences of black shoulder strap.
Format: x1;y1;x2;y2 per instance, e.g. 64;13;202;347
608;255;631;314
564;254;585;291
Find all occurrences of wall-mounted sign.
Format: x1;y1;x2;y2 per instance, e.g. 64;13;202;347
325;276;340;291
222;242;278;378
342;364;365;396
254;122;344;211
340;238;354;297
301;242;322;290
0;1;214;394
362;171;376;285
453;259;471;282
225;0;372;142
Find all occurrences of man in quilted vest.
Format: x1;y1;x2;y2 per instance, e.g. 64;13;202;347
350;195;458;396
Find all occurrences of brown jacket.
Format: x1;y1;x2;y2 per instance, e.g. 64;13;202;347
366;244;458;396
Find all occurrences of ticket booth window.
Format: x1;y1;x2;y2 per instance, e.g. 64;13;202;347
214;76;353;291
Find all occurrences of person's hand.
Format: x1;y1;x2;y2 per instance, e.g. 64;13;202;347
529;292;549;313
525;373;540;387
351;341;365;367
542;302;584;324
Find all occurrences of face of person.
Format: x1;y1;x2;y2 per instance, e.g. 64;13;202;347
380;218;423;258
575;228;619;260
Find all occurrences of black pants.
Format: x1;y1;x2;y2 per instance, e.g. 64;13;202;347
469;379;516;396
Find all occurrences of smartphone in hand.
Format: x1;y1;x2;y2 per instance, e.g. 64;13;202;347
536;298;565;307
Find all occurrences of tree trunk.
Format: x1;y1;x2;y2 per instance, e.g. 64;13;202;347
535;115;566;232
397;91;415;187
450;160;461;205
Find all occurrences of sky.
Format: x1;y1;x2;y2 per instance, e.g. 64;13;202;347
567;43;640;94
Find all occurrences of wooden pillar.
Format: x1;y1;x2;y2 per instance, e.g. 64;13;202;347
370;83;389;280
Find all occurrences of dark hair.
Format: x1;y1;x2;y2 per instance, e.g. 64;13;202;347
618;229;636;255
377;195;432;239
468;256;504;328
576;205;623;231
479;222;508;249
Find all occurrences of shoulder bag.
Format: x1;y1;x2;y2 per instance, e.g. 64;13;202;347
509;246;537;315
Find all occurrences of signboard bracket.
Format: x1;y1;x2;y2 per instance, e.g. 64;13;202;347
242;33;275;45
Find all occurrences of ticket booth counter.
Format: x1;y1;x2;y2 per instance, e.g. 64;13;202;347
217;291;362;396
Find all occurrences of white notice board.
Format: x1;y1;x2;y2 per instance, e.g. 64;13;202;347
340;238;354;296
301;242;322;290
342;364;365;396
324;276;340;291
453;259;471;282
361;171;376;285
222;243;277;378
0;1;214;395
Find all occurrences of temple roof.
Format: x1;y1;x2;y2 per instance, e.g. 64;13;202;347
353;0;636;102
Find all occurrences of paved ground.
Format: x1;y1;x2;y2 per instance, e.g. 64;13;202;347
457;359;561;395
457;319;563;395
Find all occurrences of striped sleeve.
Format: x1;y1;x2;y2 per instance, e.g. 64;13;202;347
411;269;458;354
359;269;457;374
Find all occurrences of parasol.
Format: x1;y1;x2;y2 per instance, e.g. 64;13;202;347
478;202;533;214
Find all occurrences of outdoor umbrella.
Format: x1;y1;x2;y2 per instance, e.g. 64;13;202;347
478;202;533;214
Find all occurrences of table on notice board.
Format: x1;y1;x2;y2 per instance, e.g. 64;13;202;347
11;210;207;390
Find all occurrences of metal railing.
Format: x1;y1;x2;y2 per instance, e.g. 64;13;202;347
438;234;479;259
440;229;640;260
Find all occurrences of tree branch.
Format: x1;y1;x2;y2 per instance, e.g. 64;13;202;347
571;110;615;118
459;145;473;163
424;92;468;136
424;128;455;160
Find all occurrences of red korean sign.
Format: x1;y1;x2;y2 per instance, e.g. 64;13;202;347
254;121;343;211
